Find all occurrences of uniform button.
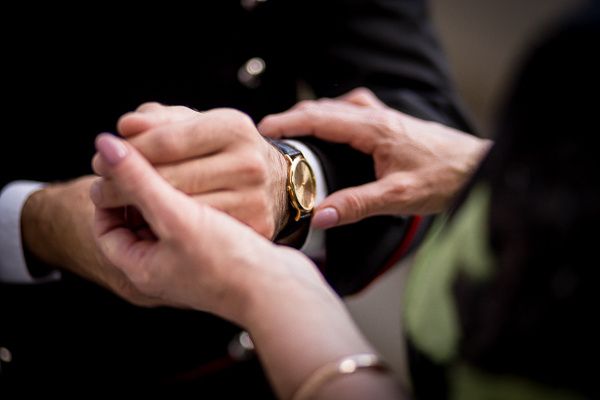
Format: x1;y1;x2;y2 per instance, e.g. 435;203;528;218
228;331;255;361
0;347;12;363
238;57;266;89
241;0;267;11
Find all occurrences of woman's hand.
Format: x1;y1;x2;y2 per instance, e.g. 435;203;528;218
90;133;320;324
90;133;399;399
259;88;492;229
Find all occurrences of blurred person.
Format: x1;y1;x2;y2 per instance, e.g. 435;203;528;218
92;1;599;398
0;0;471;394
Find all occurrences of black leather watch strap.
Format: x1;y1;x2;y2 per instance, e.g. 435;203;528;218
265;138;302;158
275;210;311;248
266;137;313;249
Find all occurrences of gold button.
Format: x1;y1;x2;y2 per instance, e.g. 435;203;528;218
238;57;266;89
241;0;267;11
228;331;255;361
0;347;12;363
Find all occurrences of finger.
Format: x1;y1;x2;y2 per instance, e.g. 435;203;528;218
93;133;197;239
158;153;263;193
90;154;256;208
127;113;234;164
118;103;198;138
338;87;387;109
258;105;379;154
91;153;107;177
311;180;390;229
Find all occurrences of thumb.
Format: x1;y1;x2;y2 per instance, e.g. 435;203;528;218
94;133;194;238
311;181;387;229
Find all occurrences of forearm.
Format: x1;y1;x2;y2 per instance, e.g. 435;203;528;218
238;253;402;399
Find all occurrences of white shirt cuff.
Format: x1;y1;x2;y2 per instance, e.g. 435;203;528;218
284;140;327;262
0;181;61;283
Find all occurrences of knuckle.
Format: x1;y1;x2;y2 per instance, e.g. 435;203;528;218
153;128;181;155
170;105;196;115
136;101;163;113
353;87;376;100
239;153;269;183
214;108;256;139
385;177;413;204
316;97;334;106
370;109;397;136
342;191;366;221
295;100;314;111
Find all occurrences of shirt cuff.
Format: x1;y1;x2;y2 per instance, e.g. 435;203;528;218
0;181;61;283
284;140;327;262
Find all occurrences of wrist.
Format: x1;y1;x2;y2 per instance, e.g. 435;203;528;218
234;248;376;399
234;247;333;327
21;186;64;269
266;139;317;248
269;144;289;239
21;177;96;272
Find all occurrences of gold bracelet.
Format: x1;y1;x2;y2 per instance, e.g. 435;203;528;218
290;353;389;400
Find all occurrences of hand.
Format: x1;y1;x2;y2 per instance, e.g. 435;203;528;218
90;134;322;322
21;176;160;306
92;103;288;239
91;134;402;400
259;88;492;228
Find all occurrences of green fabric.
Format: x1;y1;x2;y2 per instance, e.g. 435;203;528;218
403;185;583;399
450;363;584;400
404;185;495;363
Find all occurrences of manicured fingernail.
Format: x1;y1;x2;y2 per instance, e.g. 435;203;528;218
89;180;102;205
96;133;128;166
312;207;339;229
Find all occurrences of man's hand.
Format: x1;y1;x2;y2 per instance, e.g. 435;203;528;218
92;104;288;239
91;134;321;321
21;176;160;306
259;88;493;228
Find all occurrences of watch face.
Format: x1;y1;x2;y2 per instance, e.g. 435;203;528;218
290;158;316;211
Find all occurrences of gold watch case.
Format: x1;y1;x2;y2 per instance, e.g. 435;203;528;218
285;154;317;221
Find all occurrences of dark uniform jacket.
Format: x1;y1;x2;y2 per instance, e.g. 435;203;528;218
0;0;470;395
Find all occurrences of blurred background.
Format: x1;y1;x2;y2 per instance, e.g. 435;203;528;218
346;0;584;383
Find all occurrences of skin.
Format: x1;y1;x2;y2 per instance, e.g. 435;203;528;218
259;88;493;229
90;90;489;398
91;134;402;399
21;104;287;305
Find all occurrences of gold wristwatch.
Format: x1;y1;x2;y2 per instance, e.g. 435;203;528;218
267;138;317;248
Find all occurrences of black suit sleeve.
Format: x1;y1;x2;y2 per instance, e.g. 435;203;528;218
294;0;473;295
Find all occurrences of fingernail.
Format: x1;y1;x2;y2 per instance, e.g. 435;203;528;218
95;133;128;166
312;207;339;229
89;180;102;205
